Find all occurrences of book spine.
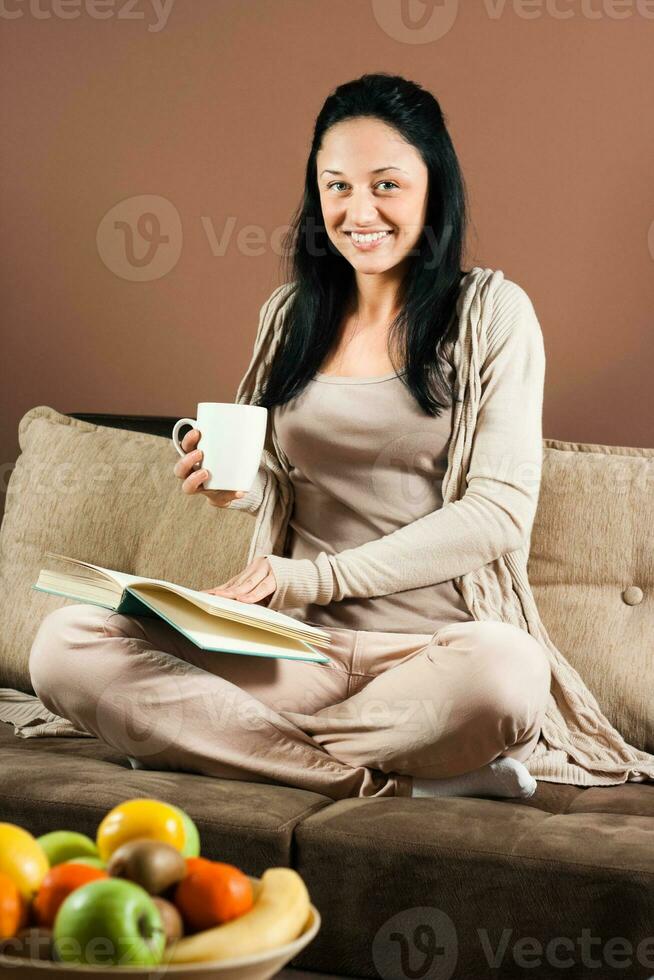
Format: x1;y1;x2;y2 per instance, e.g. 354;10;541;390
117;588;159;619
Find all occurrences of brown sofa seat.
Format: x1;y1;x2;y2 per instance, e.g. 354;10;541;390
292;787;654;978
0;723;331;874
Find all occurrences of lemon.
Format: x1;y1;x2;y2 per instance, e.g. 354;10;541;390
96;799;185;862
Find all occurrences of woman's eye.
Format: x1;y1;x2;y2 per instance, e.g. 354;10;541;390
326;181;399;192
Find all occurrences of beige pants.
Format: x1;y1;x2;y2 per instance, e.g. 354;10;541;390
28;604;551;801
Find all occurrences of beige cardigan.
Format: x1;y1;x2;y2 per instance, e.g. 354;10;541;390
229;265;654;787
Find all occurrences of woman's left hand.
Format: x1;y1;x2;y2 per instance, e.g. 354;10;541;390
200;557;277;606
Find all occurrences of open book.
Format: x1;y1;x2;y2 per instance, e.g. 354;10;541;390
32;552;333;664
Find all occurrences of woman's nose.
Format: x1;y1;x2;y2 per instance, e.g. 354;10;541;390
346;191;381;227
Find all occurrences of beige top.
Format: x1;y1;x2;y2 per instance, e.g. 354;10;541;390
273;357;475;632
226;267;654;788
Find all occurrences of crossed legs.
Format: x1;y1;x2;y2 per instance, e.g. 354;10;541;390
279;619;552;780
28;605;551;801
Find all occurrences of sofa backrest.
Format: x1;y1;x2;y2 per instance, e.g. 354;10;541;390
0;406;253;692
528;437;653;753
0;407;651;754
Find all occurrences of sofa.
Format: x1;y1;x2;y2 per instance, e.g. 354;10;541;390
0;405;653;980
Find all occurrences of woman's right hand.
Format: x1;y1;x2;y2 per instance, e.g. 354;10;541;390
173;427;245;509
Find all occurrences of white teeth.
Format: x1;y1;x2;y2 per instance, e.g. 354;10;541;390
350;231;390;243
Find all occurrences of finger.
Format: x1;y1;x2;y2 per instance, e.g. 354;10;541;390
206;557;269;595
180;428;201;453
204;559;258;592
230;560;270;591
209;581;250;598
235;575;276;604
201;489;242;509
216;582;251;599
207;572;240;591
174;448;203;479
231;570;266;592
181;468;209;495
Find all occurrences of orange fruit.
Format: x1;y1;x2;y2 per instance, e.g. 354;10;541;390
183;856;214;875
0;871;27;939
173;860;253;931
32;863;107;928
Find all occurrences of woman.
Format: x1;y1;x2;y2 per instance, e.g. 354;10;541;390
28;73;561;802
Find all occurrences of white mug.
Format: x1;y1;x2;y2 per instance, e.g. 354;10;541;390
172;402;268;492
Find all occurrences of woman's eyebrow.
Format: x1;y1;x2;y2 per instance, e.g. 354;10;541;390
319;166;408;177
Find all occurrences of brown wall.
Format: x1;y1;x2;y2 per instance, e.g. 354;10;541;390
2;0;653;520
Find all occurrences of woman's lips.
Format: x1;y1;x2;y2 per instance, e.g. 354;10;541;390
345;230;394;251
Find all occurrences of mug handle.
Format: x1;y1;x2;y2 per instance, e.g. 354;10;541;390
171;418;198;457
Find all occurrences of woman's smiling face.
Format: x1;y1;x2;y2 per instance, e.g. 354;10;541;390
316;116;429;274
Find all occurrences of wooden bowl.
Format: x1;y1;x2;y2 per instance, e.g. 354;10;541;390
0;876;321;980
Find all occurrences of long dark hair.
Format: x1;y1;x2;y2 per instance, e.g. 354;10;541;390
255;73;471;417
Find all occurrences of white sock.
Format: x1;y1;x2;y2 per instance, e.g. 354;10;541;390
411;756;537;800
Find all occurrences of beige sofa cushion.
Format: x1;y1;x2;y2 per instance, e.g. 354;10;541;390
529;438;653;753
0;406;254;692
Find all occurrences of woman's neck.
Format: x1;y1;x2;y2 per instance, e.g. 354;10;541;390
347;273;406;327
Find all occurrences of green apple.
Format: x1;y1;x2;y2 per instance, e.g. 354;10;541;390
63;856;106;870
169;805;200;858
52;878;165;966
37;831;99;867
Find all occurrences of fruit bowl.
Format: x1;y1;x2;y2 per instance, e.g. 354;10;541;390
0;876;321;980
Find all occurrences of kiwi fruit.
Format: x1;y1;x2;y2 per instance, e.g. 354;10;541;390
151;896;184;946
106;837;187;895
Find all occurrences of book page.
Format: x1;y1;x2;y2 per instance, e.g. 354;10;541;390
44;552;331;644
45;553;148;592
131;586;331;663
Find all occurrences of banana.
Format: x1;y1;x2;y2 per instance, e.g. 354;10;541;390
163;866;311;964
